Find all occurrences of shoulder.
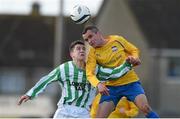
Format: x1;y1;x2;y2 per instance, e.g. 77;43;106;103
59;61;73;68
88;46;96;53
107;35;125;41
89;46;95;50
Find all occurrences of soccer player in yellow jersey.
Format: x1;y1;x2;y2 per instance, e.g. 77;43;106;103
90;94;139;118
82;25;159;118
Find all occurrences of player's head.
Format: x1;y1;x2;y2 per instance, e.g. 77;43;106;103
69;40;86;61
82;25;104;48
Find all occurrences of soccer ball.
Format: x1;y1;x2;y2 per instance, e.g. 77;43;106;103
70;5;91;24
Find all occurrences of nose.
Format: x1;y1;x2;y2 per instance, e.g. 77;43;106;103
79;47;85;52
80;49;85;52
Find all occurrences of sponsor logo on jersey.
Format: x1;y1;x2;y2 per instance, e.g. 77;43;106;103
112;46;118;52
70;81;90;90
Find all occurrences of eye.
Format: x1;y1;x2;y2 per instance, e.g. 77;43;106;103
82;47;86;51
76;47;81;51
88;35;92;39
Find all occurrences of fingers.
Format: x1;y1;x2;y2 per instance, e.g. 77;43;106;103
18;95;29;105
100;86;109;95
134;60;141;66
99;89;109;95
97;83;109;95
18;99;22;105
24;97;29;102
126;56;141;66
103;86;109;95
18;98;24;105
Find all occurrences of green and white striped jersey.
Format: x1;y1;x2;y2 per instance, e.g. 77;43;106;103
96;61;132;81
26;61;96;109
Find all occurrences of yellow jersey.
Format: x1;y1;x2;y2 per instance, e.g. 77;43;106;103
86;35;139;87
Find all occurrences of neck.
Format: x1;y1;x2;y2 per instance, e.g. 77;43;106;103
102;38;108;45
73;59;85;69
97;37;108;48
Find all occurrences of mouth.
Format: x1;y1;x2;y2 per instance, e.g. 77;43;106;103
80;53;85;56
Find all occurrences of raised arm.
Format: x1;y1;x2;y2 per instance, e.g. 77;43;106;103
18;67;60;105
116;36;141;66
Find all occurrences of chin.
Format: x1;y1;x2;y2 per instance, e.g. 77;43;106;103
79;57;85;61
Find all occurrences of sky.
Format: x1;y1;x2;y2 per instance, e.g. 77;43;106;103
0;0;104;16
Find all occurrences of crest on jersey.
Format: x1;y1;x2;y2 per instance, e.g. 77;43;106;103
111;46;118;52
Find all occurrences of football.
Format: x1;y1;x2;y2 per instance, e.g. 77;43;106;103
70;5;91;24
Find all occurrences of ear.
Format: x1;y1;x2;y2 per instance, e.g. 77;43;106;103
70;51;74;58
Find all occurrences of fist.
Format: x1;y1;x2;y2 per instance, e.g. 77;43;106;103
126;56;141;66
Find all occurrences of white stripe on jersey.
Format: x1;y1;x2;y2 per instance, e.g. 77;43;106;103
59;63;66;104
100;67;112;73
67;61;75;102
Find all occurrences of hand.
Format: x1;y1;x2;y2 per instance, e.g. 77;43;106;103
126;56;141;66
18;95;30;105
97;82;109;95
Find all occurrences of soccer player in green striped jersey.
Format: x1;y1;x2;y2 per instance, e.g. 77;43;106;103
18;40;133;118
18;40;95;118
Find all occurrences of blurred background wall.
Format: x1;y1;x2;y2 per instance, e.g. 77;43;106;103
0;0;180;118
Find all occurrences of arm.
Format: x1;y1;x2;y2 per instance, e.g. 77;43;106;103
96;61;132;81
116;36;141;66
86;48;100;87
18;67;60;105
86;48;109;95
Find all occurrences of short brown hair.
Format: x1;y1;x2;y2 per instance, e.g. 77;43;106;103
69;40;85;52
82;25;99;35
